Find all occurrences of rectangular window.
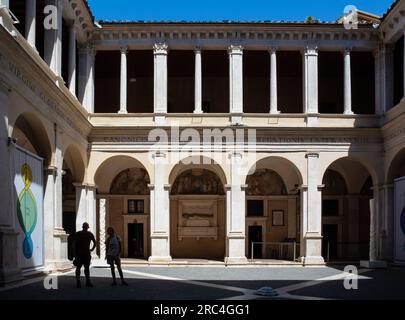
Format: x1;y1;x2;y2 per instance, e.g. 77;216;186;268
128;200;145;214
247;200;264;217
322;199;339;216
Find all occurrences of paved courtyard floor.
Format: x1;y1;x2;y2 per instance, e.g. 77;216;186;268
0;264;404;300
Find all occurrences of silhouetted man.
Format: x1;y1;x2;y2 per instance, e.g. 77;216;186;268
74;222;96;288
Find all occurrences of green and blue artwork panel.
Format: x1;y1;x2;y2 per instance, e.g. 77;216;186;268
13;147;44;269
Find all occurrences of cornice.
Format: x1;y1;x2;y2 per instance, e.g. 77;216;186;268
65;0;95;42
380;0;405;43
0;27;92;139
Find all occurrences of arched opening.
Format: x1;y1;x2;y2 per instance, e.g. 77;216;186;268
322;158;373;262
11;112;52;269
387;148;405;261
62;145;85;260
94;156;151;259
12;112;52;165
245;157;302;260
169;165;227;260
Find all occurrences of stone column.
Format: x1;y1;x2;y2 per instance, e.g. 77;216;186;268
343;48;353;115
44;0;62;76
0;0;9;8
74;183;87;231
43;166;57;267
269;47;279;114
0;82;22;285
301;153;324;265
360;186;387;268
25;0;36;49
74;184;97;257
88;48;96;113
384;45;394;111
78;45;95;113
287;197;297;239
153;43;168;124
86;186;97;236
303;45;319;120
228;45;244;125
53;126;69;270
403;31;405;101
347;196;360;258
148;152;171;263
67;21;77;96
374;48;382;115
225;152;248;265
99;198;108;259
74;185;96;232
287;197;298;259
0;1;14;35
382;184;394;260
194;46;203;114
119;47;128;114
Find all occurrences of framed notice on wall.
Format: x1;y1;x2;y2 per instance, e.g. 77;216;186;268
395;177;405;264
272;210;285;226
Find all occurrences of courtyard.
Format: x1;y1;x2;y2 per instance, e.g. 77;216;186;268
1;264;404;300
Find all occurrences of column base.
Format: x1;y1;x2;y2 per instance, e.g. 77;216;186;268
0;228;23;286
305;113;319;127
0;268;23;287
148;256;172;265
45;259;73;272
225;257;248;265
193;110;203;114
302;256;325;266
154;115;166;125
360;260;387;269
91;258;110;268
231;115;243;126
269;110;280;115
118;109;128;114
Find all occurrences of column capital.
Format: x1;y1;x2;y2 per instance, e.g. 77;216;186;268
269;46;278;54
153;42;168;55
228;151;244;160
298;184;308;191
79;44;96;56
194;46;202;54
305;152;319;159
303;44;318;55
152;151;167;159
65;19;77;30
73;182;97;190
343;47;352;54
120;46;128;54
44;166;58;175
228;45;244;55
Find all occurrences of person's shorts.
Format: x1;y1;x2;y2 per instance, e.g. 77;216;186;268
74;254;91;267
107;255;121;266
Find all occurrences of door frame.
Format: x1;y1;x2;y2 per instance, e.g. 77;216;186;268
245;217;267;258
123;215;148;258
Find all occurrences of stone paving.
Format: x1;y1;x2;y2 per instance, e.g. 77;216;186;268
0;265;404;300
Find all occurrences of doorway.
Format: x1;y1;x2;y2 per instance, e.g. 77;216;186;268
63;212;76;261
248;226;263;259
127;223;144;258
322;224;338;260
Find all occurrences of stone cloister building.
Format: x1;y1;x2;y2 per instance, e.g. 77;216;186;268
0;0;405;285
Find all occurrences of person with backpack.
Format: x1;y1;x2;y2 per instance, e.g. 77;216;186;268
74;222;96;288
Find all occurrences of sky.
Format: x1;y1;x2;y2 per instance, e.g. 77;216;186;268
87;0;395;22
